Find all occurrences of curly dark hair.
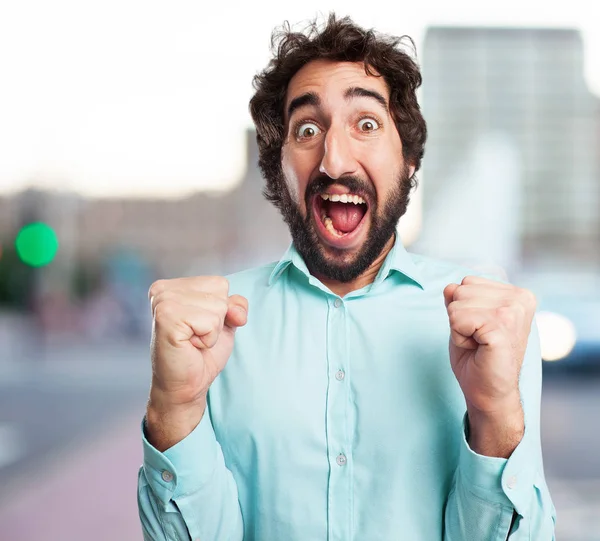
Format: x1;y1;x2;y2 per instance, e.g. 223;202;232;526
249;13;427;214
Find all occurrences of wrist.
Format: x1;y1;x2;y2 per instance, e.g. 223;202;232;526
148;383;207;411
146;392;207;452
466;395;524;458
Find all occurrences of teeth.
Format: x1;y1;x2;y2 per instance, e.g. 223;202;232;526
323;217;344;237
319;193;366;205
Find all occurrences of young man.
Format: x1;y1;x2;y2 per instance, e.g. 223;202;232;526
138;15;556;540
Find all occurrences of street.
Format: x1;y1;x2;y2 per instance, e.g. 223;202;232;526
0;342;599;540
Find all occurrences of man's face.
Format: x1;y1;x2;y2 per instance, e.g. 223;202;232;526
280;59;415;283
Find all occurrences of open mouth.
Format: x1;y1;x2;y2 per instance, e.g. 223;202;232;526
312;190;369;246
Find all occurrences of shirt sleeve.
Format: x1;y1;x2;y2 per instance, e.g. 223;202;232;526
137;405;243;541
444;319;557;540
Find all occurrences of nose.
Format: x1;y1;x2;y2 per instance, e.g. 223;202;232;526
318;125;359;180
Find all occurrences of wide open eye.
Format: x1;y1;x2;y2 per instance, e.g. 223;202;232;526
357;117;380;132
295;122;321;139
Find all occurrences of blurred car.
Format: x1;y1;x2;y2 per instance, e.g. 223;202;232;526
518;271;600;372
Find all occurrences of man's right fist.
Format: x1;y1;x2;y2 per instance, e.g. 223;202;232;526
148;276;248;409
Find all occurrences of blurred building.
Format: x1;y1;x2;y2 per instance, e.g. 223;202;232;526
417;27;600;272
0;197;13;237
0;130;290;286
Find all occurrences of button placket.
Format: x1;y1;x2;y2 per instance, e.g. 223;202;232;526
325;295;352;541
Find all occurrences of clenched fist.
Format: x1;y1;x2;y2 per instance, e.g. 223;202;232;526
145;276;248;451
443;275;537;457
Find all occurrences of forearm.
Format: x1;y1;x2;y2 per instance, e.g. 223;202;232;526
466;395;524;459
146;391;207;452
138;396;244;541
445;310;556;539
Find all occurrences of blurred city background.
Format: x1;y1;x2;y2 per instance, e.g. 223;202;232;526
1;1;599;540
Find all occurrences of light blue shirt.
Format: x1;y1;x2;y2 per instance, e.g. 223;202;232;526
138;238;556;540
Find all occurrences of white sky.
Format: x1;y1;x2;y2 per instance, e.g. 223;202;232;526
0;0;598;198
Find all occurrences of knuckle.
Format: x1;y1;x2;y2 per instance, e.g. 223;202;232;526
150;292;164;314
461;275;477;286
215;276;230;294
453;286;467;301
511;287;536;312
448;308;461;327
153;300;175;322
148;279;168;299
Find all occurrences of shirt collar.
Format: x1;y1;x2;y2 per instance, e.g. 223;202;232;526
268;234;425;290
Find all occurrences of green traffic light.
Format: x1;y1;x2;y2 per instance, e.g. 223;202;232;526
15;222;59;267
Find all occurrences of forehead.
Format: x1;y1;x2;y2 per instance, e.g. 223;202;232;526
285;60;389;109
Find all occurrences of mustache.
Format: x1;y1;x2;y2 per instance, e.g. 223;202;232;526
305;175;377;202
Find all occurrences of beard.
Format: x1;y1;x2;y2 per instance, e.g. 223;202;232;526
275;164;413;283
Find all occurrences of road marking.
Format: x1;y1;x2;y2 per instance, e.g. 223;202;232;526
0;423;25;469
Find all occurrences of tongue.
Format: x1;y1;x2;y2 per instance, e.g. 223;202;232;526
327;202;365;233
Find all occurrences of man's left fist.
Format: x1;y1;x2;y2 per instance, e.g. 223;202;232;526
443;275;537;416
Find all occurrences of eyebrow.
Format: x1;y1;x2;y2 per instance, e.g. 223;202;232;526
344;86;389;113
287;92;320;120
286;86;389;121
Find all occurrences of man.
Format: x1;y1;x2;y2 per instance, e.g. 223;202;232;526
138;15;556;540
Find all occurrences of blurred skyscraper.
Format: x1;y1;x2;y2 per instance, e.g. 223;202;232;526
416;27;600;274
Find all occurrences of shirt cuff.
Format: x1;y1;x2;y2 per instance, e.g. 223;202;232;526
141;410;220;505
459;414;536;515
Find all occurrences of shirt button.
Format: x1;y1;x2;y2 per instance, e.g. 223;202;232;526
506;475;517;489
335;370;345;381
336;453;347;466
161;470;174;483
334;298;342;308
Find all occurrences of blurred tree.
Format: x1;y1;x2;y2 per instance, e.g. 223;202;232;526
0;240;36;311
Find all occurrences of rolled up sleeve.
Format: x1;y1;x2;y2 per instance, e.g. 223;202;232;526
444;320;556;540
137;409;243;541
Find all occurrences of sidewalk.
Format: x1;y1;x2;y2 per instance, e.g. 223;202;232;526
0;336;149;540
0;410;144;541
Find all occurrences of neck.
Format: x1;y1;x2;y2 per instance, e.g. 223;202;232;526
313;234;396;297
